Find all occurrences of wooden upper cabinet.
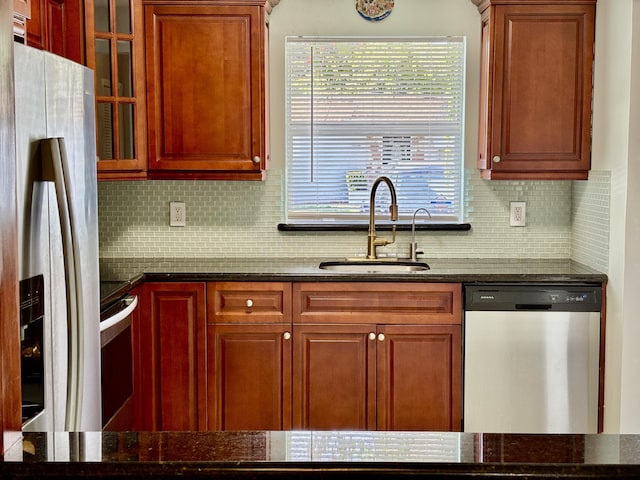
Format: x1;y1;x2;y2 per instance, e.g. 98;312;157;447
17;0;84;63
86;0;148;180
144;3;270;180
473;0;596;180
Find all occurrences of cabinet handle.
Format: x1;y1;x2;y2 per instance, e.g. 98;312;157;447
377;333;385;342
252;156;261;164
368;332;376;341
492;155;501;163
283;331;291;341
246;299;253;308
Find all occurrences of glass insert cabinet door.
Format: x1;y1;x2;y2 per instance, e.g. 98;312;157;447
85;0;147;179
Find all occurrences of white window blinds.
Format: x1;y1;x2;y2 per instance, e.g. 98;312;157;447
285;37;466;223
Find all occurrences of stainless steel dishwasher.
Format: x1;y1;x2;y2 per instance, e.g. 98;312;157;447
463;284;602;434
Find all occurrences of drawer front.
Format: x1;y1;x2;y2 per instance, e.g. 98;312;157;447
208;282;292;324
293;283;461;325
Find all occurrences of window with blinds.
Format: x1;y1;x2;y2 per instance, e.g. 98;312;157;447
285;37;466;223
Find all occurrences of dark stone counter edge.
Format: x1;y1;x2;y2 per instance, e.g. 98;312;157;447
100;271;608;307
2;461;640;479
140;272;608;284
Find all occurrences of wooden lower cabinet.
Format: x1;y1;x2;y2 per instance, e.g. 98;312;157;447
293;324;376;430
292;282;463;432
137;281;461;432
376;324;461;431
207;324;292;430
292;323;461;431
139;282;207;431
206;282;292;431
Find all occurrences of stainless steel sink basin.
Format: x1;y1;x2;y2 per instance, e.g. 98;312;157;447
318;260;430;273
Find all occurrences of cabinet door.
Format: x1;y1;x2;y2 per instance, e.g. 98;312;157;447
144;4;267;179
207;324;291;431
85;0;148;179
292;324;376;430
140;282;207;431
26;0;83;62
480;3;595;180
376;325;462;431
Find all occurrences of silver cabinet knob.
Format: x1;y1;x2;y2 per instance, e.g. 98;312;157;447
252;156;261;164
377;333;385;342
368;332;376;341
246;299;253;308
492;155;501;163
283;331;291;340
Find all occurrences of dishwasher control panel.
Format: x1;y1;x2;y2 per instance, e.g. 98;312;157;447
465;284;602;312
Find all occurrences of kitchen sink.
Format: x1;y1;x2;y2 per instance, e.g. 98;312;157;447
318;260;430;273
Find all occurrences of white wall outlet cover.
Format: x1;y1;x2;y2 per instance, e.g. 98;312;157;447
170;201;186;227
510;201;526;227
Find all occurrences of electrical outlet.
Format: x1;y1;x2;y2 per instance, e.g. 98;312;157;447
170;202;186;227
510;201;526;227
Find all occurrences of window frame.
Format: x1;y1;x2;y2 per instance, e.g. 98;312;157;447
284;36;467;225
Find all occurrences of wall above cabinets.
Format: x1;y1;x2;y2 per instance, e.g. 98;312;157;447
471;0;596;180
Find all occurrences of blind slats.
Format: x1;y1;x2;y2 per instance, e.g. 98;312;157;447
286;37;465;222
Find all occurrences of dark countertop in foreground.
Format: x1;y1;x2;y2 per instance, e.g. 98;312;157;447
2;431;640;479
99;257;607;287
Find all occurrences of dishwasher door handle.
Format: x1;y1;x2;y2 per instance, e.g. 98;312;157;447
515;304;552;310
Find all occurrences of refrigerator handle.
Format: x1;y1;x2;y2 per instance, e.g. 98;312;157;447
40;137;84;431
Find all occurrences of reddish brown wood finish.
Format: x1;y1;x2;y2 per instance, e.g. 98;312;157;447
140;283;207;431
292;283;463;431
101;321;135;430
475;2;596;180
144;3;268;179
1;1;21;453
208;282;291;324
207;324;292;430
207;282;292;431
85;0;147;179
598;282;607;433
292;324;377;430
376;325;462;431
293;283;462;325
25;0;84;63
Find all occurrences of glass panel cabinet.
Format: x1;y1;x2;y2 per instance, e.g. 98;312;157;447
85;0;147;179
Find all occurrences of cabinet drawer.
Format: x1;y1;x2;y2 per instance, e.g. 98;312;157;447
208;282;291;324
293;283;461;325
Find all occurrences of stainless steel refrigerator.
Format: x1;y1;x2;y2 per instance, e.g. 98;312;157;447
15;43;101;432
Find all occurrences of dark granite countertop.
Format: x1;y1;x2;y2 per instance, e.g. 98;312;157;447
99;257;607;288
2;431;640;478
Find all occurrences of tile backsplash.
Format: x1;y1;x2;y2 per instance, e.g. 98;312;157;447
571;170;611;273
97;168;610;271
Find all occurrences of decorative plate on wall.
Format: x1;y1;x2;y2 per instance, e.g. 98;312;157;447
355;0;395;22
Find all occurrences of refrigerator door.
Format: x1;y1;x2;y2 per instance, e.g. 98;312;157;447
16;44;101;432
15;43;57;433
44;45;100;432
